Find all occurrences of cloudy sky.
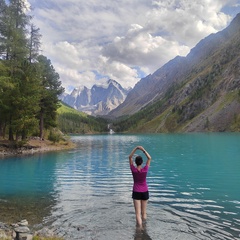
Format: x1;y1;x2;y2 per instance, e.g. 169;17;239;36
26;0;240;93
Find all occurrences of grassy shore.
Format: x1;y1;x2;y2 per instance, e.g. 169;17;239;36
0;137;75;158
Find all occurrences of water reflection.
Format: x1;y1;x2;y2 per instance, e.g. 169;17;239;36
0;134;240;239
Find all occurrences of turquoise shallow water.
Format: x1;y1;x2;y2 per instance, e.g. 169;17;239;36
0;133;240;239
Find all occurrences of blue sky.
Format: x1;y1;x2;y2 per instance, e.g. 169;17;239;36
25;0;240;93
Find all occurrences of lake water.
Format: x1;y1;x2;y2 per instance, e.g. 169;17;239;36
0;133;240;239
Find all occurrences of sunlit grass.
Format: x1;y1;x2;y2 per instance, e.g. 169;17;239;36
32;237;64;240
57;102;87;117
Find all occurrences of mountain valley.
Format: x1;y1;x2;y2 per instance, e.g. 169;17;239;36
61;13;240;133
109;13;240;133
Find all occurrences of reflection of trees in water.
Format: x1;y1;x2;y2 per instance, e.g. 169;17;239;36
134;224;152;240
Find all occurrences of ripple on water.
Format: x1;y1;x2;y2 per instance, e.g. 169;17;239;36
1;134;240;239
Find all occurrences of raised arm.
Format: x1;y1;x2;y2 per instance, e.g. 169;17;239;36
129;146;151;166
129;146;138;165
138;146;151;166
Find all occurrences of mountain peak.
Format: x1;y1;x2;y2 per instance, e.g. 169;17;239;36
61;79;131;116
231;12;240;25
94;79;120;89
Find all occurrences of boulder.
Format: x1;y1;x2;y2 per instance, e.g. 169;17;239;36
14;226;31;240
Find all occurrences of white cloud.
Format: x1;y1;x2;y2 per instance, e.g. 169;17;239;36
28;0;236;93
55;66;97;91
99;56;140;88
48;42;81;68
102;23;190;73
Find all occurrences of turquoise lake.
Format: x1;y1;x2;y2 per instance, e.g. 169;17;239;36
0;133;240;239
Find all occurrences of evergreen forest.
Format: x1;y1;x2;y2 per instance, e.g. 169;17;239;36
57;102;108;134
0;0;107;142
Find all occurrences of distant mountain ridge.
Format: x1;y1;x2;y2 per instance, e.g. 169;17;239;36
110;13;240;132
61;79;131;116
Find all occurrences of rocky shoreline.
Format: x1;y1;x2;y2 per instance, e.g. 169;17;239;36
0;137;75;239
0;219;62;240
0;137;75;158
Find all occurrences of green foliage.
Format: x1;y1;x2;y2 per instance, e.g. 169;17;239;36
48;129;62;143
230;113;240;132
164;113;180;132
0;1;65;141
164;82;181;100
37;55;64;139
112;99;165;132
57;102;108;134
114;54;240;133
57;102;87;116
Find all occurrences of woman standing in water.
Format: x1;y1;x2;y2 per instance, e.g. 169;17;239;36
129;146;151;227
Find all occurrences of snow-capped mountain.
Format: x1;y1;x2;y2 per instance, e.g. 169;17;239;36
61;79;131;116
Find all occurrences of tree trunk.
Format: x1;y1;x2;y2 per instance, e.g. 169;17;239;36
0;123;2;138
39;110;44;140
2;122;6;139
8;116;14;141
16;131;20;141
21;130;27;141
9;127;14;141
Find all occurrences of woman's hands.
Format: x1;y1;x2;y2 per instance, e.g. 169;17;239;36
136;146;145;152
137;146;151;166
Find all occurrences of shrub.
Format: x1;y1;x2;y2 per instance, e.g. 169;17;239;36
48;130;61;143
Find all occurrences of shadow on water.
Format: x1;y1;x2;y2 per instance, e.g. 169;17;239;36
134;223;152;240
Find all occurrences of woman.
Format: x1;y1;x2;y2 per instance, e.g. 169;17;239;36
129;146;151;227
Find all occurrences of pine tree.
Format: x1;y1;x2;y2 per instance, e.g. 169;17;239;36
11;60;41;140
5;0;30;140
37;55;64;139
0;0;8;57
0;61;13;138
28;24;41;63
0;0;65;141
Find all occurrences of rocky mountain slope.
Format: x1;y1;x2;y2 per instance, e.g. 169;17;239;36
61;79;130;116
110;13;240;132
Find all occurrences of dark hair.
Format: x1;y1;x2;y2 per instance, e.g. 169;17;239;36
135;156;143;166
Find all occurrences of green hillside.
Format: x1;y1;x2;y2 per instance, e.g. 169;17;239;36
57;102;108;134
111;14;240;133
113;90;240;133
